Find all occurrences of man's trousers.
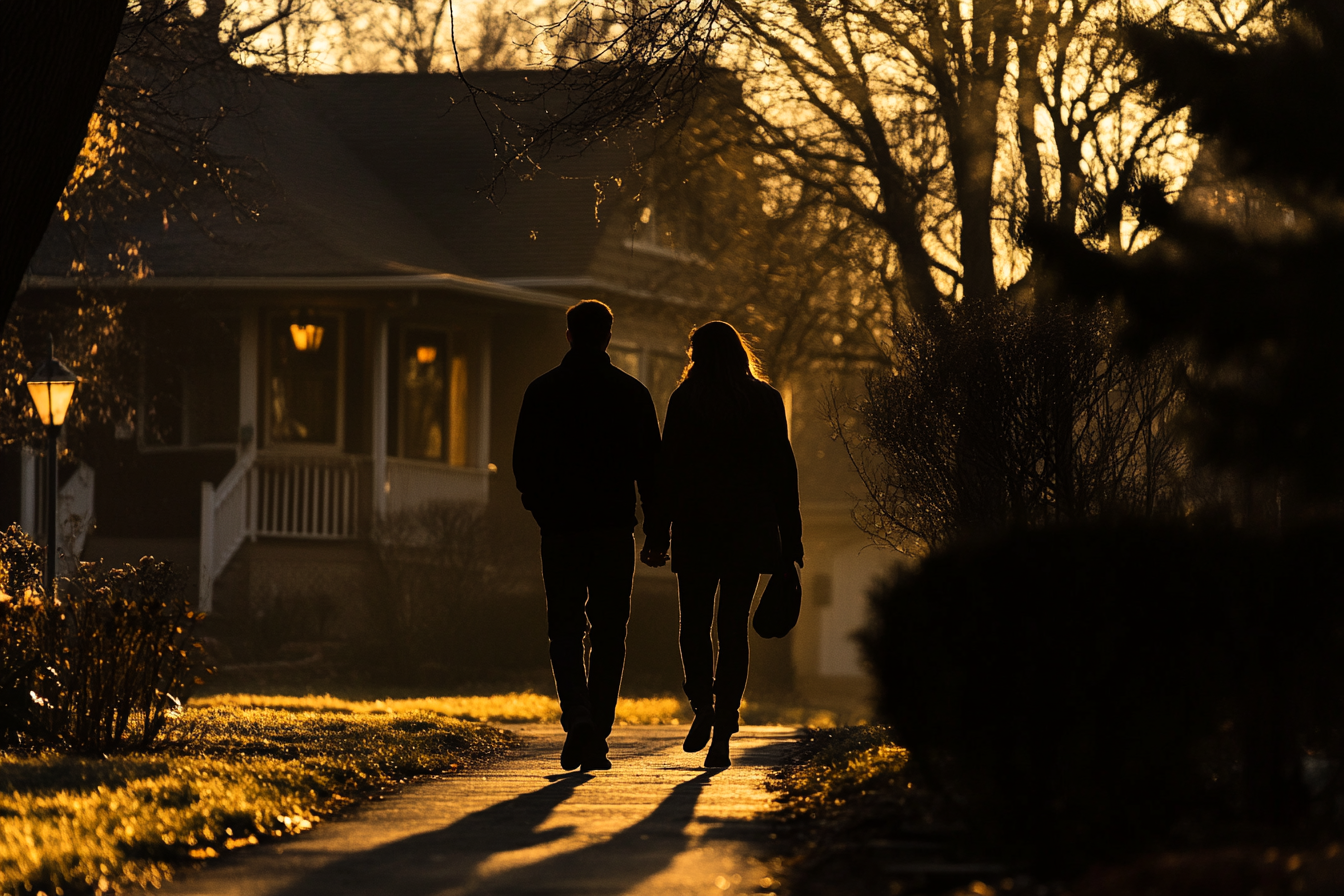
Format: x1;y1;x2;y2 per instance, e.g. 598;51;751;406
540;528;635;744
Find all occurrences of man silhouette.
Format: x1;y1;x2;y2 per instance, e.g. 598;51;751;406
513;300;667;770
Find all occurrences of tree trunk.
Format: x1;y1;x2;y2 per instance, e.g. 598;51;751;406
1;0;129;322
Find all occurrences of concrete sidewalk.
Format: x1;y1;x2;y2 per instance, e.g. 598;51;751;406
149;725;798;896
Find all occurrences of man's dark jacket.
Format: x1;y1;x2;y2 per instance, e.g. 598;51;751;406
513;348;662;537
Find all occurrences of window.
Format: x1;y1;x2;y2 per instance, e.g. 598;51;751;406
400;328;471;466
140;317;239;448
269;313;342;447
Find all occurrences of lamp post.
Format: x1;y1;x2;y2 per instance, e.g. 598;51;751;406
25;342;78;594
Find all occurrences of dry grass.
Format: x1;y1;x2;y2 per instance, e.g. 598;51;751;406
194;691;847;727
193;691;690;725
1;707;512;895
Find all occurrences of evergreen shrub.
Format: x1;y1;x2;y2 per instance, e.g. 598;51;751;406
863;522;1344;868
0;524;209;752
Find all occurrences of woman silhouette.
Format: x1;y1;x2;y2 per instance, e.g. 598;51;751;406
642;321;803;768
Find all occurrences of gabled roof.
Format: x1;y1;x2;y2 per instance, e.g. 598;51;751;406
28;70;650;287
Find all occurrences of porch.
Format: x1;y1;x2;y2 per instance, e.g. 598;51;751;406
194;299;512;611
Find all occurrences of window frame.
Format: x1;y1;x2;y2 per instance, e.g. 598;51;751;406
395;324;476;467
136;317;241;453
262;309;346;453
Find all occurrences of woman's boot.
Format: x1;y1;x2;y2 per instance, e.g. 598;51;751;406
705;730;732;768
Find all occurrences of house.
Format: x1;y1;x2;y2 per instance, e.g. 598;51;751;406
12;71;881;709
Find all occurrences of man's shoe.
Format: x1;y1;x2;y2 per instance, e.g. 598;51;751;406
560;722;594;771
683;711;713;753
580;748;612;771
704;733;732;769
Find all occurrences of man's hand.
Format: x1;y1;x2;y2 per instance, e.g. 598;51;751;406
640;541;669;567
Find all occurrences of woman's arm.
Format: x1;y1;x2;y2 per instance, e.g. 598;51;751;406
768;387;804;566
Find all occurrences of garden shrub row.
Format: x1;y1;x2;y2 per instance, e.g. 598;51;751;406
1;524;209;752
864;521;1344;870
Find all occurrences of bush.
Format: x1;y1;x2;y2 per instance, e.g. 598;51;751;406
1;524;209;752
841;300;1189;554
863;522;1344;870
362;501;531;683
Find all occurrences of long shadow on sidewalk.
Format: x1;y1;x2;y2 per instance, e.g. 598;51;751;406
461;769;724;895
271;773;592;896
270;738;788;896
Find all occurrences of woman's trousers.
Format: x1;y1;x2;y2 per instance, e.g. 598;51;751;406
677;570;761;733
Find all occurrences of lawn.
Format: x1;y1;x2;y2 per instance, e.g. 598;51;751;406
770;727;1344;896
194;690;852;727
193;690;687;725
1;706;512;895
2;691;845;895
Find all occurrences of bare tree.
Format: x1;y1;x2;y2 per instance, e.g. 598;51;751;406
837;301;1189;554
4;0;309;450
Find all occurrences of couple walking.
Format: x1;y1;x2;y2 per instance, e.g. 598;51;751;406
513;300;803;771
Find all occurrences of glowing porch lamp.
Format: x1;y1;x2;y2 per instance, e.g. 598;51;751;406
290;321;325;352
416;345;437;365
25;345;78;594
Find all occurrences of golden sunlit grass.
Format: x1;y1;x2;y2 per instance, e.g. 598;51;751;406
194;691;687;725
194;691;847;727
771;726;909;823
1;707;513;895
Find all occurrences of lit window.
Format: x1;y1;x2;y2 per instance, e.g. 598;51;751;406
401;329;471;466
270;314;340;445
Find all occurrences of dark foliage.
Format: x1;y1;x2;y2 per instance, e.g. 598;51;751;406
362;501;522;684
1038;0;1344;502
840;300;1188;553
1;0;129;319
1;524;210;752
863;522;1344;870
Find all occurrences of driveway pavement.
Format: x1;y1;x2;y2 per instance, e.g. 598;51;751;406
148;725;798;896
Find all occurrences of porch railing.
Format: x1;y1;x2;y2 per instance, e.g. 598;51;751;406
254;456;359;539
385;458;490;515
198;452;360;611
199;447;256;612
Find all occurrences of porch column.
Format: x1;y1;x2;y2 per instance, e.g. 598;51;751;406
238;307;258;452
372;314;389;519
477;331;492;471
19;446;36;536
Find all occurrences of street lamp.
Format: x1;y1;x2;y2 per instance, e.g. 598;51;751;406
25;343;77;594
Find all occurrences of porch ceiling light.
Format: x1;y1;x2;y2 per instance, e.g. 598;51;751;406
26;355;78;427
416;345;437;365
290;322;325;352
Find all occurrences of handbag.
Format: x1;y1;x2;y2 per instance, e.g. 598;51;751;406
753;559;801;638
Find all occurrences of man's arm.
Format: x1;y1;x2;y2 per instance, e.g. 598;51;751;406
512;381;546;514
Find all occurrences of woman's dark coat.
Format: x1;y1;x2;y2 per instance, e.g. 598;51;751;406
656;376;803;574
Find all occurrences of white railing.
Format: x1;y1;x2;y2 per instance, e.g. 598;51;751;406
254;456;359;539
386;459;490;515
199;447;256;612
198;452;360;611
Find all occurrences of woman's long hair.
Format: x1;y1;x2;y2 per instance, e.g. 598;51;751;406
680;321;768;399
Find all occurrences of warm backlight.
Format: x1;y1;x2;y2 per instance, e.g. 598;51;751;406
27;381;76;427
290;323;325;352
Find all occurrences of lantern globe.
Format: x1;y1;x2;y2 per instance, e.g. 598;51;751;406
26;358;78;427
290;323;325;352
